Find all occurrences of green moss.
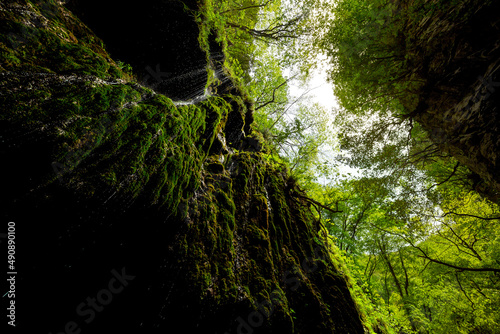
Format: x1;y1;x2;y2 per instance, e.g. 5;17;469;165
0;0;129;79
168;150;363;331
0;1;368;332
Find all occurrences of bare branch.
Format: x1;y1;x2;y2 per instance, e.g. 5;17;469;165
255;75;296;111
227;14;305;42
426;161;460;192
367;222;500;273
295;194;343;214
412;244;500;273
455;272;475;309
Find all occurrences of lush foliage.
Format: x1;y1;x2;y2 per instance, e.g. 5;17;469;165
313;98;500;333
196;0;500;332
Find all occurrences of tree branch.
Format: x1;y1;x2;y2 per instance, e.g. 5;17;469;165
295;194;343;214
413;245;500;273
255;76;295;111
367;222;500;273
426;161;460;192
440;211;500;221
220;0;274;14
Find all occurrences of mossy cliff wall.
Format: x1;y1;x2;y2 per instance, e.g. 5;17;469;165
406;0;500;202
0;1;365;333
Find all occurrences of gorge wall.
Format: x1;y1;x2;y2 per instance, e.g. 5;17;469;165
408;0;500;202
0;0;366;333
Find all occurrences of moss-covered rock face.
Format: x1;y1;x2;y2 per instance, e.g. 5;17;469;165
407;0;500;203
0;1;364;333
65;0;209;101
171;152;364;333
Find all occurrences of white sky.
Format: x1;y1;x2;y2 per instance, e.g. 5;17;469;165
285;52;338;111
289;69;338;110
285;65;364;185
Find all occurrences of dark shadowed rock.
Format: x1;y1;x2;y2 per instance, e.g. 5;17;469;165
0;1;365;333
410;0;500;203
66;0;208;101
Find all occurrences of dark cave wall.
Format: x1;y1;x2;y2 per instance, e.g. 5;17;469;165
0;1;365;333
416;60;500;201
65;0;209;101
408;0;500;202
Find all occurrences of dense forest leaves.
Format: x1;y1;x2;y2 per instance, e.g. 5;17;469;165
208;0;500;332
1;0;498;332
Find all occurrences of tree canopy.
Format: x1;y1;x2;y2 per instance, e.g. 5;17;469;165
198;0;500;332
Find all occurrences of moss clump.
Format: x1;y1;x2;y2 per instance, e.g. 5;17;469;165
0;0;130;79
166;152;365;333
0;1;366;333
0;0;238;217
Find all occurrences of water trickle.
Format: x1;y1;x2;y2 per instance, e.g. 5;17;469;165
66;0;210;100
172;89;211;106
171;60;224;106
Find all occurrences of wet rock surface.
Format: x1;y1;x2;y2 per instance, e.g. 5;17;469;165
411;0;500;202
65;0;208;101
0;1;365;333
